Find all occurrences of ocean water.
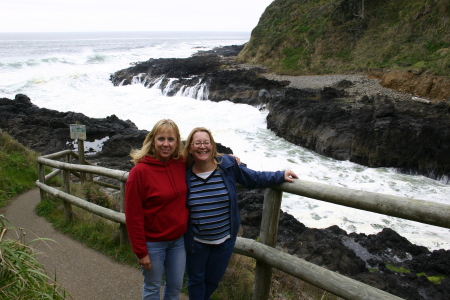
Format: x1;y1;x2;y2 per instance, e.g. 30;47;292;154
1;31;449;251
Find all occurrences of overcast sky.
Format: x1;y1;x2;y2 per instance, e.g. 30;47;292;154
1;0;275;32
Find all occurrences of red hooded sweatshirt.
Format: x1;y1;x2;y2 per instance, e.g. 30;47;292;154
125;155;188;259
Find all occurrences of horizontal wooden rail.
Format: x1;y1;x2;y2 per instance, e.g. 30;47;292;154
45;169;61;182
234;237;403;300
275;179;450;229
36;181;125;224
71;170;121;190
41;150;73;160
92;180;120;190
37;157;129;182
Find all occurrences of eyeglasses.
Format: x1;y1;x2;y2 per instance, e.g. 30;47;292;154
191;141;211;147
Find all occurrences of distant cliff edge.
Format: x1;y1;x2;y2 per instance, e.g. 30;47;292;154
237;0;450;101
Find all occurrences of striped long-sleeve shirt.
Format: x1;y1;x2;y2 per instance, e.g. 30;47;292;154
187;169;231;244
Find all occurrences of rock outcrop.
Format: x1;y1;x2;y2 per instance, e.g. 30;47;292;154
266;87;450;181
0;94;140;154
377;69;450;101
0;94;233;172
110;47;450;181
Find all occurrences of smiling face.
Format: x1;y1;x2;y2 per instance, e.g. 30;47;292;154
154;128;177;162
189;131;213;163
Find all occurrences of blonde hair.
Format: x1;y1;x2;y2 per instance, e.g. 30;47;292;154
130;119;183;164
183;127;222;168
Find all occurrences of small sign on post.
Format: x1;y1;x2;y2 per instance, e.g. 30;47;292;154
70;124;86;140
70;124;86;182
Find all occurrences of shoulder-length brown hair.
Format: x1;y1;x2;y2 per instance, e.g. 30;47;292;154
130;119;183;165
183;127;222;168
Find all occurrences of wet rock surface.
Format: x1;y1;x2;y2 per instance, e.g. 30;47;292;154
0;94;141;170
110;45;450;182
266;89;450;181
0;94;233;172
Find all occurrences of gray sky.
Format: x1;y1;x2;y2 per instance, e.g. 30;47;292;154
1;0;274;32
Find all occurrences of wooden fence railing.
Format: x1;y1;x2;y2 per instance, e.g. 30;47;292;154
36;150;450;300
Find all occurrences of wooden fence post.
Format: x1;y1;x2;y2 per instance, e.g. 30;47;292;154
70;123;86;183
119;182;129;245
38;163;46;200
61;166;73;222
253;188;283;300
77;138;86;183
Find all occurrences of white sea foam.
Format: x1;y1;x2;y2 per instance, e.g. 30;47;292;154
1;32;449;250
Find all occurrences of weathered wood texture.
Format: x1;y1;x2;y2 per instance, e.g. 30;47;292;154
35;181;126;224
235;238;404;300
275;180;450;229
253;188;283;300
61;166;73;222
44;169;61;182
37;156;128;182
77;139;86;182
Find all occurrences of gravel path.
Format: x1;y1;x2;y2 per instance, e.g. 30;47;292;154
230;62;418;102
262;73;414;101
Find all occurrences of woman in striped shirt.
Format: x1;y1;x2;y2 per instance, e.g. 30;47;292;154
183;127;298;300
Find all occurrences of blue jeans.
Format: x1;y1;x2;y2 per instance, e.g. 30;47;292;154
142;236;186;300
186;236;237;300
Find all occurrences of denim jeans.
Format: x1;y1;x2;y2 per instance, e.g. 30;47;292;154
186;236;237;300
142;236;186;300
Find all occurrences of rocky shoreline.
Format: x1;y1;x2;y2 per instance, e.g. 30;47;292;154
110;45;450;182
1;94;449;299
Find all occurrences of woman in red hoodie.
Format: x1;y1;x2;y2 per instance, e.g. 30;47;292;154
125;119;188;300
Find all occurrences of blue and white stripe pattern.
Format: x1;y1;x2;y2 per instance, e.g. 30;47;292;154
187;170;231;244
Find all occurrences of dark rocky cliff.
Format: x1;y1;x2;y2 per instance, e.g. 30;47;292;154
266;88;450;181
110;47;450;182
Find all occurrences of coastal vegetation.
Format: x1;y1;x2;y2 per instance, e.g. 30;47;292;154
0;216;67;299
0;131;40;208
238;0;450;76
386;263;446;285
0;132;66;299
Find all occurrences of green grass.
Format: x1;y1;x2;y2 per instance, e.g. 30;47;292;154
0;131;65;298
0;131;60;209
238;0;450;76
0;215;68;299
417;272;446;284
0;131;40;208
386;263;411;273
386;264;447;284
